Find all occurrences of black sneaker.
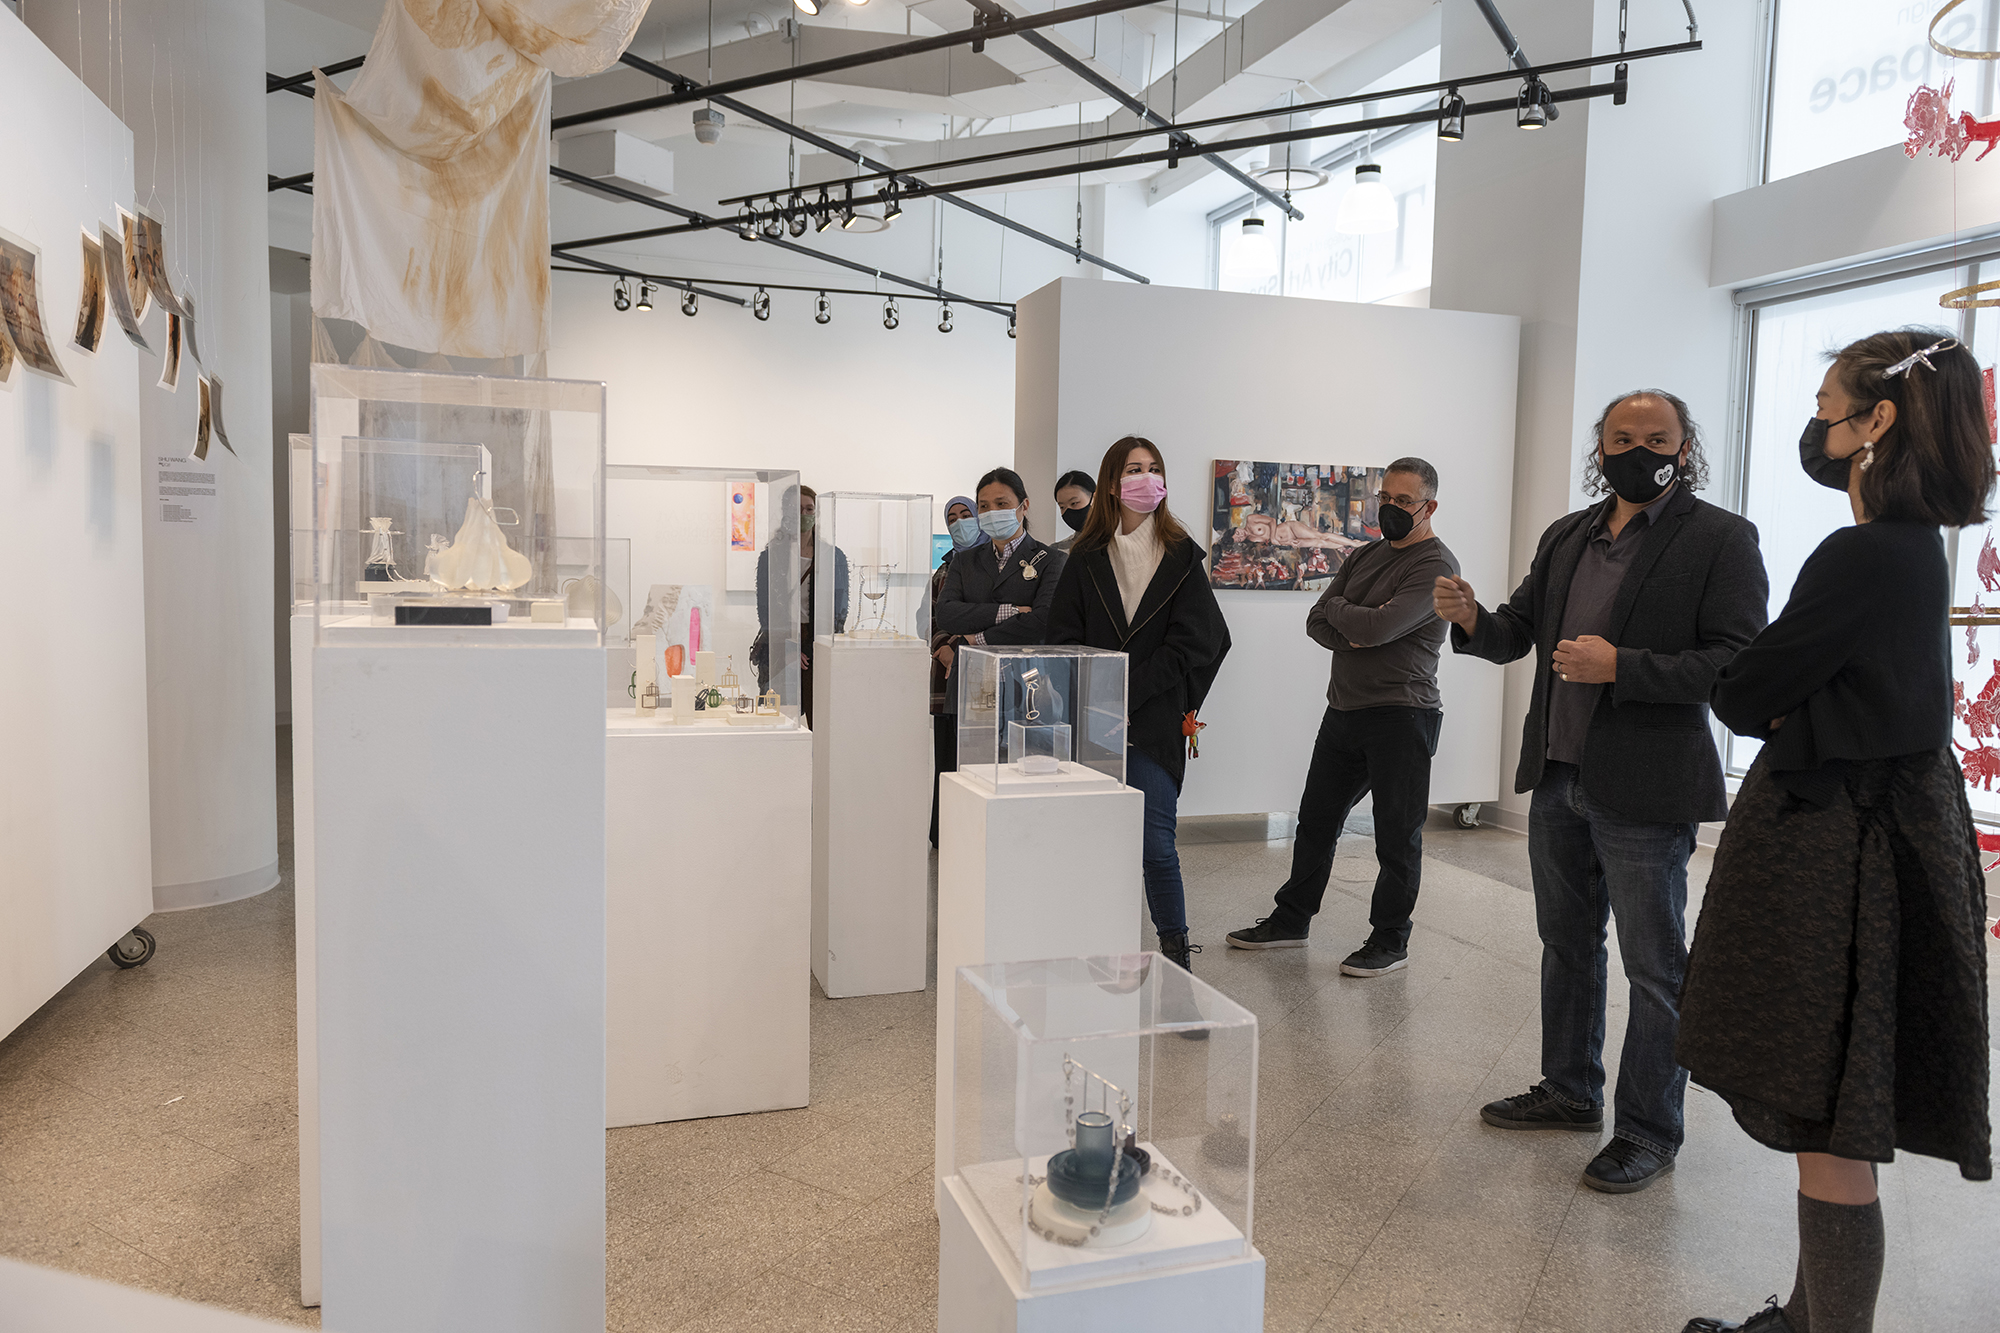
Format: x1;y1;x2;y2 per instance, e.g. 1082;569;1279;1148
1682;1298;1795;1333
1581;1137;1675;1194
1338;933;1408;977
1225;917;1307;950
1479;1082;1604;1131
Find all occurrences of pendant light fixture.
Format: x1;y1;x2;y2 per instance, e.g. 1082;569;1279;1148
1333;163;1397;235
1251;101;1327;191
1438;89;1465;141
1237;214;1273;266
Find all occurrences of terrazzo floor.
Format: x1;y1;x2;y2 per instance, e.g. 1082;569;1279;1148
1;732;1995;1331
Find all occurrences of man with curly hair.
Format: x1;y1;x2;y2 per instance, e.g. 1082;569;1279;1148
1432;391;1769;1195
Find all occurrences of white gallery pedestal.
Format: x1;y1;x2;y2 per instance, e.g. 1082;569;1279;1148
934;773;1143;1193
938;1174;1265;1333
606;711;811;1126
310;636;605;1333
811;638;931;997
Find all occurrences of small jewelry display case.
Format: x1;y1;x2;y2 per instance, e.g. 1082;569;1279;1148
307;363;607;645
813;491;933;644
950;954;1257;1291
956;647;1128;792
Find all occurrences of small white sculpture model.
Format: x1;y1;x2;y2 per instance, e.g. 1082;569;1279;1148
429;496;531;591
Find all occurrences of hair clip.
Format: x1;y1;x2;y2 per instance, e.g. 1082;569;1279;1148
1881;337;1960;378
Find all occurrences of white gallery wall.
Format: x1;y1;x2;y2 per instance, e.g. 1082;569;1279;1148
1017;278;1519;819
0;12;153;1036
30;0;279;910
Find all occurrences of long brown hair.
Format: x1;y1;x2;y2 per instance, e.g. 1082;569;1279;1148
1072;436;1192;553
1829;329;1993;527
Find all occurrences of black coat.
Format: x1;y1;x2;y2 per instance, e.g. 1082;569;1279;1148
934;533;1066;711
1047;535;1231;789
1452;487;1768;824
753;546;848;692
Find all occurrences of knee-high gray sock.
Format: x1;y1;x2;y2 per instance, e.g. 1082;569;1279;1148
1783;1248;1810;1332
1793;1191;1883;1333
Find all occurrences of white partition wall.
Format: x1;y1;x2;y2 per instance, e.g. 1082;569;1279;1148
1012;279;1519;818
0;13;154;1042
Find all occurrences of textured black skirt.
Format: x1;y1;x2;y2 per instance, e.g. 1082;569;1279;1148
1677;746;1993;1180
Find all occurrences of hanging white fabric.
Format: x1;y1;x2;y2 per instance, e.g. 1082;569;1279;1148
311;0;649;360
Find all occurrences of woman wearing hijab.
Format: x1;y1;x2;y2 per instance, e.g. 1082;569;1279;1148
1047;438;1231;971
929;497;987;847
1678;330;1992;1333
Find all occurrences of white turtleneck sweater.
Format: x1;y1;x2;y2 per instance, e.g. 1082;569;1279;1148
1109;514;1164;623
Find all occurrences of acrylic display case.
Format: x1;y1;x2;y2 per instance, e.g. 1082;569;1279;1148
813;491;932;644
950;954;1257;1292
956;647;1127;793
307;364;606;643
605;465;802;728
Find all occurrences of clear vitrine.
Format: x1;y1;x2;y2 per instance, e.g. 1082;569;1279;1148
607;465;802;727
956;647;1127;792
951;954;1257;1291
813;491;932;644
308;364;606;643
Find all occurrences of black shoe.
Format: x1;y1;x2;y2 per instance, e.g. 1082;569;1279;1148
1682;1297;1795;1332
1479;1082;1604;1132
1157;931;1201;972
1581;1137;1675;1194
1338;932;1408;977
1225;917;1307;950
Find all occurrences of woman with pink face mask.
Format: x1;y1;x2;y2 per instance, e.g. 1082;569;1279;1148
1047;437;1232;972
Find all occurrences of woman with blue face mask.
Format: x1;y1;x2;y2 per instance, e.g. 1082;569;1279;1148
928;497;987;845
933;468;1071;799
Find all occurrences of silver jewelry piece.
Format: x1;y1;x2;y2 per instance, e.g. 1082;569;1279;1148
1880;337;1958;378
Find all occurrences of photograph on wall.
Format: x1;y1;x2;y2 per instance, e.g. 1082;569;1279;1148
119;207;153;324
159;311;182;390
0;324;15;389
208;372;235;454
181;294;203;367
99;223;148;351
1208;458;1385;591
195;375;213;461
133;209;185;320
0;230;73;385
72;229;107;354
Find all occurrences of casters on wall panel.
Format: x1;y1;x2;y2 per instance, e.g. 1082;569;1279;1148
107;927;156;969
1453;803;1481;829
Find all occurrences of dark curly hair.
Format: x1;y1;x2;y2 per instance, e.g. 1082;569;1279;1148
1581;389;1710;497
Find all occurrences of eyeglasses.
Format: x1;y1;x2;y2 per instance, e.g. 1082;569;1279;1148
1374;492;1427;512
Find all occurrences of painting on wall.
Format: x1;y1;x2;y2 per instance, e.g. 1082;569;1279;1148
632;583;716;659
1207;459;1384;591
728;478;756;552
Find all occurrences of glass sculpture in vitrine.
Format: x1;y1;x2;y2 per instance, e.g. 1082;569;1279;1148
957;647;1127;793
813;492;932;643
951;955;1257;1291
606;465;802;727
307;364;606;641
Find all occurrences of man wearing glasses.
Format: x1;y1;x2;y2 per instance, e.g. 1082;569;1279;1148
1226;458;1456;980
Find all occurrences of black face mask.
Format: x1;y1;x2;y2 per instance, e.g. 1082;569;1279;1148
1798;410;1871;492
1599;446;1682;505
1061;506;1089;533
1377;502;1418;541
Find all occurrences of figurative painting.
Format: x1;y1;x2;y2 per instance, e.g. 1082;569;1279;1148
728;478;756;552
72;229;106;354
1208;459;1385;591
0;230;72;385
100;223;149;351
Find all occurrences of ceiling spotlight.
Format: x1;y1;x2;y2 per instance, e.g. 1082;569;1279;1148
883;297;900;329
1007;310;1017;339
1516;78;1551;130
693;106;725;145
612;278;631;312
788;193;808;237
1333;163;1397;235
792;0;819;12
815;292;831;324
883;184;902;221
635;281;654;313
938;303;953;334
814;188;836;233
1438;89;1465;142
738;206;760;240
753;287;771;321
761;204;784;239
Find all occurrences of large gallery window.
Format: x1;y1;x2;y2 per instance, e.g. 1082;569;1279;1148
1765;0;2000;182
1731;253;2000;824
1210;49;1438;305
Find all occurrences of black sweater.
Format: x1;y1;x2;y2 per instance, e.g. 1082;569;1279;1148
1712;522;1952;788
1046;536;1231;788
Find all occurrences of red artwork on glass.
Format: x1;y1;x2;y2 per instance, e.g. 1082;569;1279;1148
1904;81;2000;161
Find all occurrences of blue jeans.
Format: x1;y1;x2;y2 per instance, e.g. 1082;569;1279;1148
1528;762;1695;1157
1125;747;1187;937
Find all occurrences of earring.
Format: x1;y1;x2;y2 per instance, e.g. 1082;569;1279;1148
1860;441;1875;471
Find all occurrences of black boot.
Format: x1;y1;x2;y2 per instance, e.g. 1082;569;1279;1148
1158;930;1199;971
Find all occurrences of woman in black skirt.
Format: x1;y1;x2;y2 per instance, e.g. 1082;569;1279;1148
1678;329;1993;1333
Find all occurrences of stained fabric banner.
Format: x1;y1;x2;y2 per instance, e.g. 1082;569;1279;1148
311;0;649;360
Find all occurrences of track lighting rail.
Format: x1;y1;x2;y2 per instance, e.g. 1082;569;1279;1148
267;54;364;97
551;265;1006;308
556;252;749;306
718;39;1696;207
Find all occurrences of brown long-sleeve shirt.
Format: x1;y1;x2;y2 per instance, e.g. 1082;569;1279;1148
1306;535;1459;712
